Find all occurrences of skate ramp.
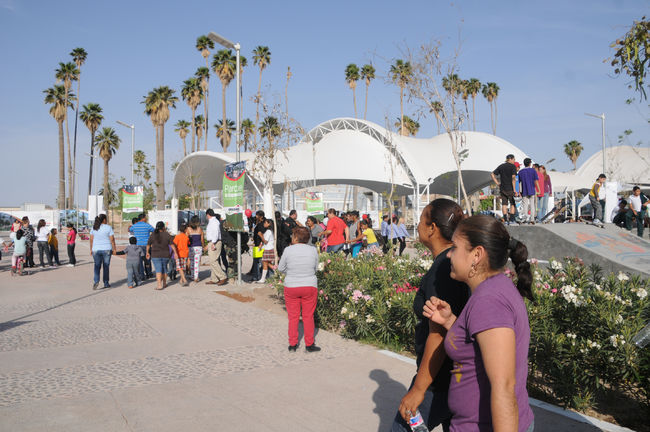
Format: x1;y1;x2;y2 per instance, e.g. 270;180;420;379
507;224;650;277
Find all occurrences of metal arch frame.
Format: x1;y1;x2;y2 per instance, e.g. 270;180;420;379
299;118;419;188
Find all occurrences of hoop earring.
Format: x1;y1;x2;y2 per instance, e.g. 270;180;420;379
468;262;477;279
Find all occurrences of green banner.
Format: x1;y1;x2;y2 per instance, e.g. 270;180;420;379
222;161;246;231
305;191;324;215
122;185;143;220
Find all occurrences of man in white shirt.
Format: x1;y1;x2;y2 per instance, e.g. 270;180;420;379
204;208;228;285
626;186;648;238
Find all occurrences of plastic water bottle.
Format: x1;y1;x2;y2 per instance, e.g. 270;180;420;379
632;323;650;348
408;410;429;432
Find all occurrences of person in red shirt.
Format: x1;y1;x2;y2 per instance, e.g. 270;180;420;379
319;208;348;253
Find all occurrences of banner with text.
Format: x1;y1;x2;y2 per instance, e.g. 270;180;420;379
305;191;324;217
121;185;144;221
222;161;246;231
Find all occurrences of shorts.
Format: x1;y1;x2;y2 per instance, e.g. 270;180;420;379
500;189;515;206
262;249;275;263
151;257;170;274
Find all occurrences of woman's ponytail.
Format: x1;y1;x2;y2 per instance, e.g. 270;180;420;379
509;238;534;302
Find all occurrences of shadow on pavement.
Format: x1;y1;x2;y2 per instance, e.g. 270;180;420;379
370;369;406;432
0;320;34;333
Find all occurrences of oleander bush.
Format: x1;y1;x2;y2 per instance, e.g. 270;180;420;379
272;251;650;416
527;257;649;411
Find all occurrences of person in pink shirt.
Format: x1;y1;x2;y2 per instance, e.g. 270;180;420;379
319;208;347;253
534;164;545;222
66;223;77;267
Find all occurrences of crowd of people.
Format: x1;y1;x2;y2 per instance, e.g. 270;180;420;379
492;153;649;236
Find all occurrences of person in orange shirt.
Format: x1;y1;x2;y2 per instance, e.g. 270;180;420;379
173;224;190;286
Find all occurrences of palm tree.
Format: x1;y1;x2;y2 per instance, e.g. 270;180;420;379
79;103;104;205
241;118;255;152
345;63;360;118
94;127;120;213
252;46;271;145
194;115;205;145
142;86;178;209
70;48;87;206
181;77;203;153
394;115;420;136
360;64;375;120
429;101;443;134
55;61;79;208
564;140;584;171
389;59;412;136
215;119;235;151
44;85;75;209
482;82;500;135
211;49;236;151
459;79;471;129
175;120;191;157
259;116;281;145
466;78;481;131
442;73;462;98
196;36;214;149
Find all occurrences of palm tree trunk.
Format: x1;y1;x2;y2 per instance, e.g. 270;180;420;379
255;68;262;146
352;87;357;119
58;121;66;209
103;158;109;214
222;82;227;152
471;96;476;131
182;136;187;157
464;100;470;131
205;57;210;151
87;132;95;208
494;100;498;135
204;86;209;151
72;77;81;211
364;82;369;120
64;88;72;210
399;87;404;136
191;107;196;153
156;124;165;209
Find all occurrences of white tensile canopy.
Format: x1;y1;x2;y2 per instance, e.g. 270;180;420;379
173;118;533;203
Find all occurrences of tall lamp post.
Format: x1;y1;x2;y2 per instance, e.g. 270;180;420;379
208;31;242;286
116;120;135;185
585;112;606;175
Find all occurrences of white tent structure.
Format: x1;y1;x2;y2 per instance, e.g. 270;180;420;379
575;145;650;188
173;118;533;219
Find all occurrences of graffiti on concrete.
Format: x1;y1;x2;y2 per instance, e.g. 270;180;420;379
574;230;650;267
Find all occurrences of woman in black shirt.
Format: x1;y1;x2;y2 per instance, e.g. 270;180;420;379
391;199;470;432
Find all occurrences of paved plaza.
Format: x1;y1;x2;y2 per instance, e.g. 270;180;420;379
0;240;628;431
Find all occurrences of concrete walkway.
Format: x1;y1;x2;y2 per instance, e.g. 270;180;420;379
0;241;627;431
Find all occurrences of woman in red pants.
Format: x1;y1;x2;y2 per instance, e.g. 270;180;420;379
277;226;321;352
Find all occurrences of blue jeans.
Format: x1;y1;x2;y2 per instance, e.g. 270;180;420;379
93;250;111;286
151;257;169;274
327;243;344;253
139;245;151;278
536;195;547;221
126;261;140;287
390;377;451;432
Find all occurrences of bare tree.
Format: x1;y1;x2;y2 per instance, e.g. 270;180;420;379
402;41;472;214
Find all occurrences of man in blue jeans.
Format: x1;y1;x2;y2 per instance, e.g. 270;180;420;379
130;213;154;279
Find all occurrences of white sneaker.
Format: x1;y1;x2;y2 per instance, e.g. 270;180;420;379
255;279;266;284
67;264;74;268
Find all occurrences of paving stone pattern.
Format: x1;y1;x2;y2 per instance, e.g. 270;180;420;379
0;314;160;352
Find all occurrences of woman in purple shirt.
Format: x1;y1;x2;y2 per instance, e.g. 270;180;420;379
424;215;534;432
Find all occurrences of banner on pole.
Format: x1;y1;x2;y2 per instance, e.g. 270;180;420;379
222;161;246;231
305;191;324;217
121;185;144;220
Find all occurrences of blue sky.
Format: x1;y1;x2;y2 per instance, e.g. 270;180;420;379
0;0;648;207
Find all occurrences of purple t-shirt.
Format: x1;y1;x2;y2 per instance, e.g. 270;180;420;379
518;167;538;197
444;273;533;432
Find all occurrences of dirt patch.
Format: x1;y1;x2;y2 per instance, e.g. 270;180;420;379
214;291;254;303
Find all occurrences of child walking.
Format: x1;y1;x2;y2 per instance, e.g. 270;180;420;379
11;229;27;276
48;228;61;267
116;237;145;289
173;224;190;286
256;218;275;284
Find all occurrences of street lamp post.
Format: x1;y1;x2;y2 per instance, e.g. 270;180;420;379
208;31;242;286
116;120;135;185
585;112;606;175
84;152;99;216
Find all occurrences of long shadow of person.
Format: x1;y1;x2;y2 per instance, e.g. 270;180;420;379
370;369;407;432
